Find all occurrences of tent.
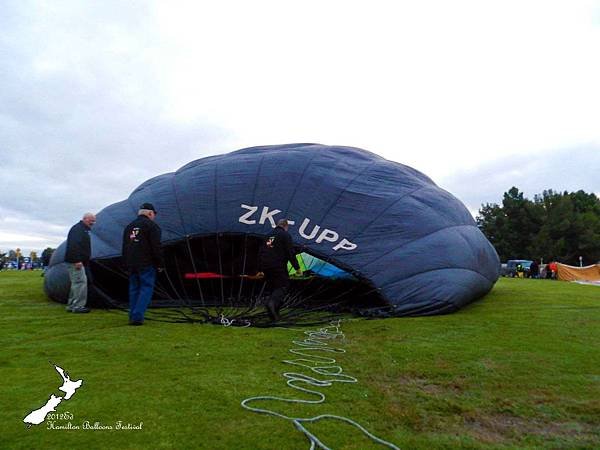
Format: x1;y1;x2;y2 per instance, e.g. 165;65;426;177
44;144;500;321
556;263;600;282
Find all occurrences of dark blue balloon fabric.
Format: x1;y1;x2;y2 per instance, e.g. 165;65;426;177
46;143;500;315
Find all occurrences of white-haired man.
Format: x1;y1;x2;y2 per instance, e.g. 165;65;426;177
65;212;96;313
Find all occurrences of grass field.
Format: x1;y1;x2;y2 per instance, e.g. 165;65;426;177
1;271;599;449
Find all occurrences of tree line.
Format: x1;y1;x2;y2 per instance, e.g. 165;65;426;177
477;187;600;265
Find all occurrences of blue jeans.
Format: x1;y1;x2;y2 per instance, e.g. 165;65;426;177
128;267;156;322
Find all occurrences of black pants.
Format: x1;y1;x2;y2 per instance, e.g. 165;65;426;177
268;287;287;310
264;268;289;314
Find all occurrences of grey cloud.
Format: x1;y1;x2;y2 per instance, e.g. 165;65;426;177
439;144;600;213
0;1;234;252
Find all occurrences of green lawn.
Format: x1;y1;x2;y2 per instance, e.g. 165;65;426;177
0;271;599;449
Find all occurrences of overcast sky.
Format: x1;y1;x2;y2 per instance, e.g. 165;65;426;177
1;0;599;254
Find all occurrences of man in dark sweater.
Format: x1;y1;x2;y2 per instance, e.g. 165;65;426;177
257;219;302;321
122;203;164;325
65;213;96;313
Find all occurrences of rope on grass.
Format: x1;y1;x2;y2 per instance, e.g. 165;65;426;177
241;320;399;450
220;314;251;327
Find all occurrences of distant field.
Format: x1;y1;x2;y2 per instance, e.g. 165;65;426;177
0;271;599;449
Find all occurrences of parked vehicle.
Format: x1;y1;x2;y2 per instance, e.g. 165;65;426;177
500;263;507;276
505;260;533;277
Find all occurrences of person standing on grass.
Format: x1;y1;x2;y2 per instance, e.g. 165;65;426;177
548;260;558;279
257;218;302;322
529;260;539;279
65;212;96;313
122;203;164;326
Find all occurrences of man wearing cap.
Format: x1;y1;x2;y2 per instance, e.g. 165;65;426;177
65;212;96;313
257;218;302;321
122;203;164;325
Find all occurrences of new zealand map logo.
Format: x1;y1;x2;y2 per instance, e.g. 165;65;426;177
23;362;83;427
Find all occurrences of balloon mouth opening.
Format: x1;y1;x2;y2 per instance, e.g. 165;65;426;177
88;233;388;317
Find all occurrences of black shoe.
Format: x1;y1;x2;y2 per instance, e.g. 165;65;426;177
129;320;143;326
72;307;91;313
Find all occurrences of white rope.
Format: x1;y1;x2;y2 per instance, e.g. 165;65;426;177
220;314;251;327
241;320;400;450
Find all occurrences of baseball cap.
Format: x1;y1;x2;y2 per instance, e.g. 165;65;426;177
140;202;157;214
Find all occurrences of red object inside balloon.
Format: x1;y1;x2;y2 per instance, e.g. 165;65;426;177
184;272;228;279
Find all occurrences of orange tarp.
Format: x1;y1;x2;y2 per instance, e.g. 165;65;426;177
556;263;600;282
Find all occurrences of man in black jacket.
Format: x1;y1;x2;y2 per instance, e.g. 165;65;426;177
65;213;96;313
122;203;164;325
257;219;302;321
